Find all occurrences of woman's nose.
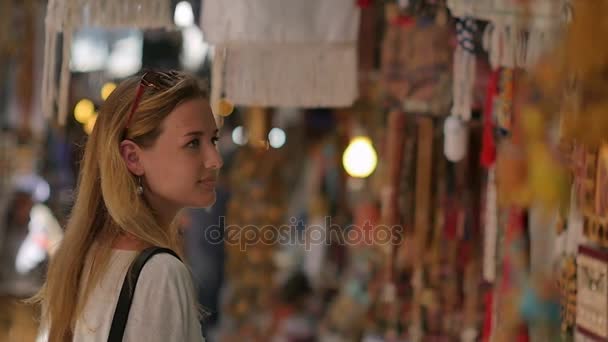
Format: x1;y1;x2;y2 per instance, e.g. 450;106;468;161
204;145;223;170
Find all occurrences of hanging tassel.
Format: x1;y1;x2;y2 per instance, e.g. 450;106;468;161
451;18;477;122
210;46;233;120
482;166;498;282
482;290;494;342
74;0;174;29
481;68;500;168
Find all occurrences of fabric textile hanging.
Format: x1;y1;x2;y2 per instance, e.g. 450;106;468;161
447;0;569;70
42;0;174;125
380;11;453;116
202;0;360;109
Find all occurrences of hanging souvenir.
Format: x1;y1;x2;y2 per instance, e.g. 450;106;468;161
451;17;477;122
443;115;468;162
42;0;174;124
481;69;500;168
496;69;514;134
448;0;568;70
572;145;598;215
202;0;359;108
576;246;608;340
380;3;453;115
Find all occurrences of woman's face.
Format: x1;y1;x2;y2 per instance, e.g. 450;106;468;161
130;98;223;213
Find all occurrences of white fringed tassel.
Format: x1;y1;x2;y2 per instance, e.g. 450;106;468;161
452;18;476;121
201;0;359;45
486;23;503;70
483;19;561;70
213;44;358;107
503;25;515;68
483;166;498;283
451;44;476;121
73;0;174;29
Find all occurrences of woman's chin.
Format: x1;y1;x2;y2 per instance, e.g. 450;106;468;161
188;192;216;208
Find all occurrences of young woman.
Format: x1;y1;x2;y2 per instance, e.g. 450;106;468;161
33;70;222;341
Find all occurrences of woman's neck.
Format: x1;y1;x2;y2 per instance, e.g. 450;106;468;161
143;193;178;228
111;232;151;251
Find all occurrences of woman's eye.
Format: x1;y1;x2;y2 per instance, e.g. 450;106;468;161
186;139;200;149
211;137;219;146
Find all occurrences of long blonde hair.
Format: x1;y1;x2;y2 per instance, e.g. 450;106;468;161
33;71;208;341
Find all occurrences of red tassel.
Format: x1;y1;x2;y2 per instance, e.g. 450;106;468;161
481;69;500;168
482;291;493;342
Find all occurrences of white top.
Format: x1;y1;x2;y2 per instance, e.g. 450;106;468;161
73;249;204;342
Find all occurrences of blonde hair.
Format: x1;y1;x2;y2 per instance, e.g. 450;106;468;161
32;71;208;341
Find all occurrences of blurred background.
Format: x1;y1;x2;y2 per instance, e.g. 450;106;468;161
2;0;607;341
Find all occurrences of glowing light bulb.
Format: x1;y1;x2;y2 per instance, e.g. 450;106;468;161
232;126;247;146
342;136;378;178
268;128;286;148
74;99;94;124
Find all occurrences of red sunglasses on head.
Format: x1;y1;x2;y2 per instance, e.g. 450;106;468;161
123;70;180;138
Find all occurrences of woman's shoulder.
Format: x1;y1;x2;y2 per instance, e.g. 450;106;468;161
124;251;203;341
137;252;190;283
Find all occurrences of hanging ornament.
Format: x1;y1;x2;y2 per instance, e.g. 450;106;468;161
481;69;500;168
443;115;468;162
210;46;234;118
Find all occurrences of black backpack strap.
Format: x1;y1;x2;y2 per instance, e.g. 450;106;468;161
107;247;181;342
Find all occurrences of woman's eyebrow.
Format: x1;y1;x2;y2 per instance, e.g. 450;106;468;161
183;131;203;137
183;129;219;137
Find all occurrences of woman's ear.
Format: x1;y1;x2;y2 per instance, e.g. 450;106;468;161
119;140;144;176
